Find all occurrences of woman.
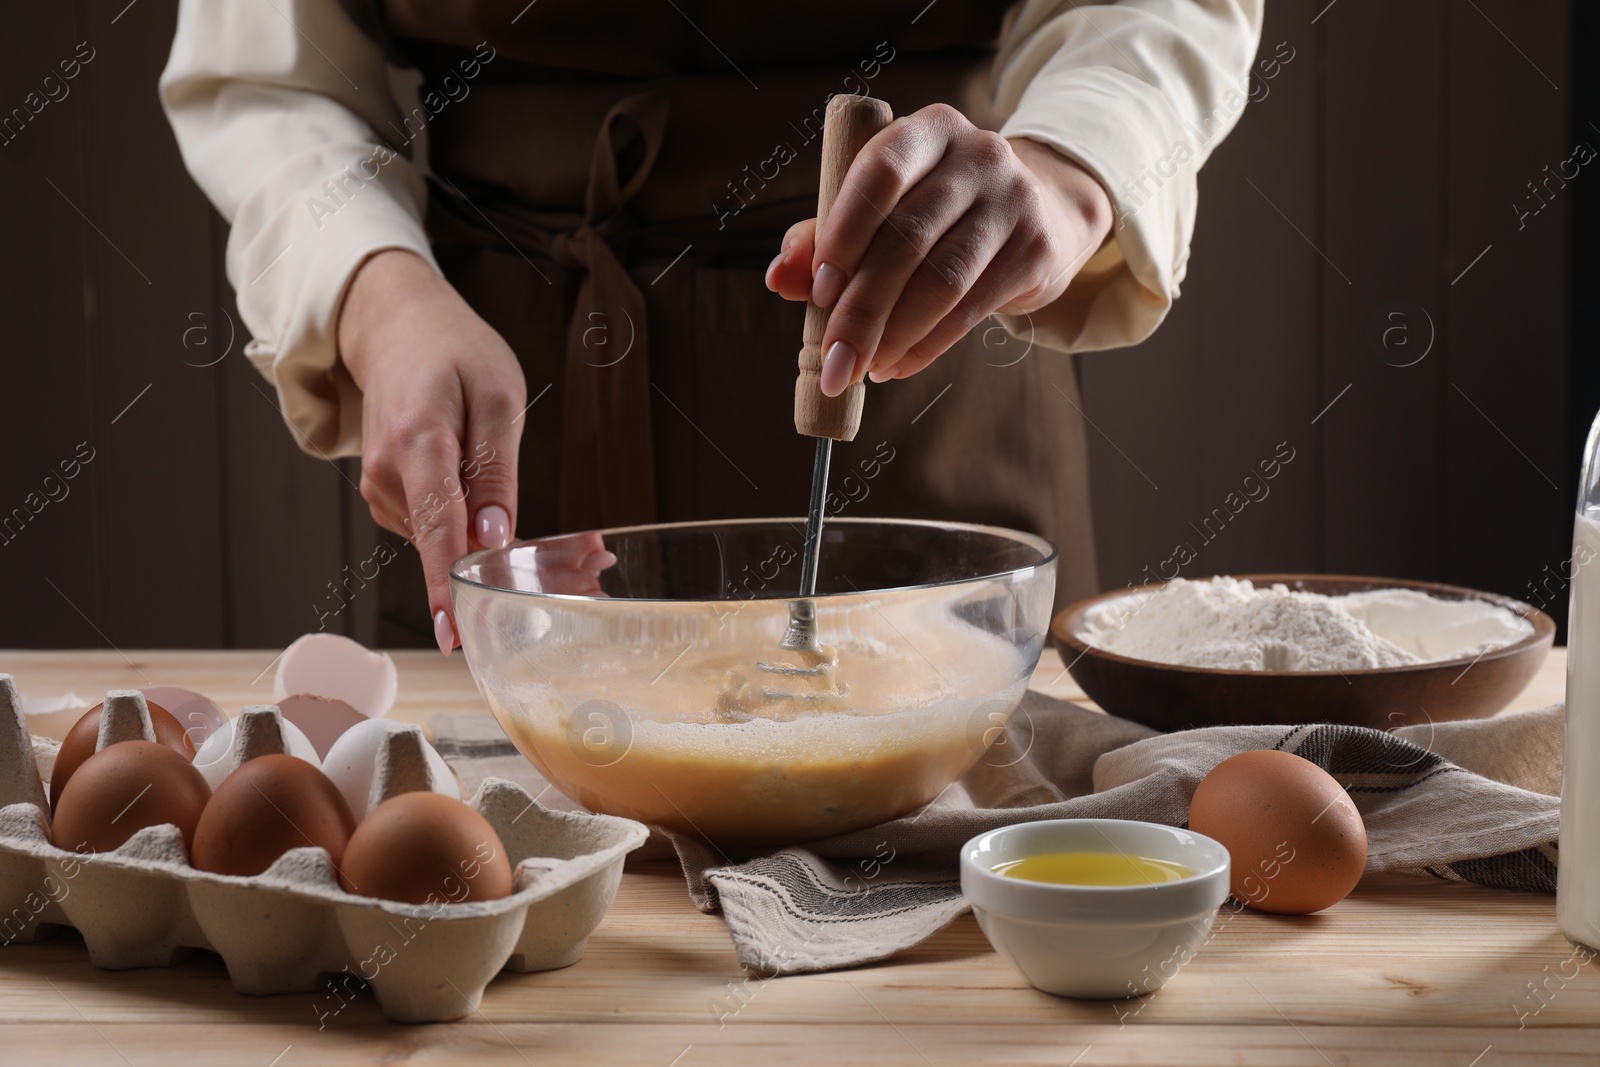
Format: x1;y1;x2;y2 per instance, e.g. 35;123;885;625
161;0;1261;651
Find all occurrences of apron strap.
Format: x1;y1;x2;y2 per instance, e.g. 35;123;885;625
550;91;669;530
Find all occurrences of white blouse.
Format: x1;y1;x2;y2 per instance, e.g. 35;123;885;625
159;0;1263;458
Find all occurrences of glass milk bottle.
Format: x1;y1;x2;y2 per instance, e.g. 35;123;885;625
1559;410;1600;950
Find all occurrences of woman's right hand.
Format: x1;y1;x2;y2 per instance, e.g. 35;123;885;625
337;249;528;655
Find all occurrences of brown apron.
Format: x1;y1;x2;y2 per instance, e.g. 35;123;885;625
349;0;1101;645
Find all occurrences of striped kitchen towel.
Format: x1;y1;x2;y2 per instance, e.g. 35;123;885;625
432;691;1563;976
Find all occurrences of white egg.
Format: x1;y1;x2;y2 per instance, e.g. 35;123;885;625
321;718;459;821
194;706;321;790
274;634;398;719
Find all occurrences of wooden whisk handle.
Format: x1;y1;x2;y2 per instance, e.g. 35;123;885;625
794;94;893;441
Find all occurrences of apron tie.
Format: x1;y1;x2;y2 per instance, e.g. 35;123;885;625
554;91;669;530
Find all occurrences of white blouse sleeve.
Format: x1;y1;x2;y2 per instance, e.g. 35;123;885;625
992;0;1264;353
161;0;1262;458
159;0;439;458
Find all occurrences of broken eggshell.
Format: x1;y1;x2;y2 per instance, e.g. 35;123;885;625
16;690;95;741
322;718;460;821
139;686;227;748
276;694;369;760
274;633;398;720
193;705;321;791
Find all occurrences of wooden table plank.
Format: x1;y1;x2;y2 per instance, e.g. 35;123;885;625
0;647;1584;1065
4;1023;1598;1067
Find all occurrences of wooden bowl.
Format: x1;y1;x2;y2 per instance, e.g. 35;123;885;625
1051;574;1555;731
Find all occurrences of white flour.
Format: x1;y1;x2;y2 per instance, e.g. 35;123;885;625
1081;576;1534;671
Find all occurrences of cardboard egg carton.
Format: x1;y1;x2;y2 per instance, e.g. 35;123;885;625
0;675;647;1023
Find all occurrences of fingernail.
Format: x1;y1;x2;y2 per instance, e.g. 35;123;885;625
821;340;857;397
812;262;847;308
434;610;455;656
589;550;618;569
868;366;893;383
764;251;784;291
475;504;511;549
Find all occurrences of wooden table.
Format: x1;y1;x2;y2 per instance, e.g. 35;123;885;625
0;647;1588;1066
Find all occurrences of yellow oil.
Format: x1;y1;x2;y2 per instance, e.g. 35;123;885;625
993;851;1195;886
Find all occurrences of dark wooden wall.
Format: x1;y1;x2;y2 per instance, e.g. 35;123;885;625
1080;0;1575;621
0;0;380;650
0;0;1580;650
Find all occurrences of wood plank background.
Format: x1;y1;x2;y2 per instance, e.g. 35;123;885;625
0;0;1585;650
1081;0;1578;611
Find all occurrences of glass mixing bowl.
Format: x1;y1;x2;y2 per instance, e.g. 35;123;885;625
450;517;1056;847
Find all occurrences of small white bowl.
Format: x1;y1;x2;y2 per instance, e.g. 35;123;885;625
960;819;1230;999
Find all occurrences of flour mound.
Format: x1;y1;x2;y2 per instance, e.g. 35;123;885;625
1081;576;1532;672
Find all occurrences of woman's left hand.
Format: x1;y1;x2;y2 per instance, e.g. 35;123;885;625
766;103;1113;396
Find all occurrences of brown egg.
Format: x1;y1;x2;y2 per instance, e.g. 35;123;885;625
191;754;356;877
51;699;197;811
339;791;512;904
1189;749;1368;915
52;740;212;854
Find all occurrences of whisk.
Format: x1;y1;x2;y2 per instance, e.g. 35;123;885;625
716;94;893;723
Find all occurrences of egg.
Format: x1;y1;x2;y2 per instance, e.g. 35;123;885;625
193;708;321;790
191;754;356;877
1189;749;1367;915
321;718;460;821
51;699;197;811
51;740;212;854
339;791;512;904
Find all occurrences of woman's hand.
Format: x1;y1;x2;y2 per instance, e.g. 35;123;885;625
338;249;527;654
766;103;1113;395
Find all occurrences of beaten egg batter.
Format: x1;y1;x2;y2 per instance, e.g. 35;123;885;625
482;602;1027;845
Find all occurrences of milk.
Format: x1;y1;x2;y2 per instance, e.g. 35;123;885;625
1558;506;1600;949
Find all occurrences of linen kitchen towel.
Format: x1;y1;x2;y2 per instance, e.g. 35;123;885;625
433;691;1564;976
